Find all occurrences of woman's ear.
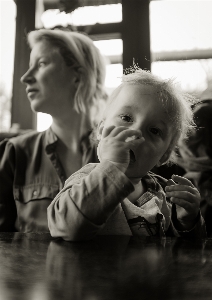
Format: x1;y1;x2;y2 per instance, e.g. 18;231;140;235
72;67;82;89
97;120;104;141
74;74;80;89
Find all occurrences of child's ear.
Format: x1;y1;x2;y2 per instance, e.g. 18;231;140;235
97;120;104;141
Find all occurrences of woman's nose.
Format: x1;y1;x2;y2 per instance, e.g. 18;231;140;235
20;68;35;84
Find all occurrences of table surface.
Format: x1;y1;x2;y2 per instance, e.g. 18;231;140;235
0;233;212;300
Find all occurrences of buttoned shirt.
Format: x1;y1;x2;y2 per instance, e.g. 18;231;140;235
0;127;98;232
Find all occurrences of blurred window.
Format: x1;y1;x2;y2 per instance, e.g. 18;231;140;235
151;59;212;95
0;0;16;131
150;0;212;96
41;4;122;28
150;0;212;52
2;1;211;132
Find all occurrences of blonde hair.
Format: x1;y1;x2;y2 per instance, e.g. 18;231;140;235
104;68;197;164
27;29;107;124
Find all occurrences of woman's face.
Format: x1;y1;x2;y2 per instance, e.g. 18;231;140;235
21;40;78;117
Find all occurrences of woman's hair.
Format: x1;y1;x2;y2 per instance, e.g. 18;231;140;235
103;68;197;164
27;29;107;124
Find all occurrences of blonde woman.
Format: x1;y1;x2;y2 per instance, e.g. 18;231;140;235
0;29;106;232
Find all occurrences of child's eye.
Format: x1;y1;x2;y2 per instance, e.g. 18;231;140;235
120;114;133;122
150;127;162;136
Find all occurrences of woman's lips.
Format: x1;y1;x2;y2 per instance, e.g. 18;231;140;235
28;91;37;96
27;89;38;99
26;88;38;94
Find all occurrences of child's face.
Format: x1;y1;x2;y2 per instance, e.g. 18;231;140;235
99;84;174;180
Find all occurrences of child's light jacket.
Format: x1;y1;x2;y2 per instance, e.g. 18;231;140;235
48;161;206;241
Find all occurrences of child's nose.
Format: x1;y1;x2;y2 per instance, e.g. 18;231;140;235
130;127;143;138
20;68;35;85
131;124;143;133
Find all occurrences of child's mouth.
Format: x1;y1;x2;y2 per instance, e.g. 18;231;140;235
129;149;136;164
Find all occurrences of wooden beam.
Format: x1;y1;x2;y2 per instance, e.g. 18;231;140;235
43;0;121;10
152;49;212;62
122;0;150;71
79;0;121;4
12;0;37;130
77;23;122;39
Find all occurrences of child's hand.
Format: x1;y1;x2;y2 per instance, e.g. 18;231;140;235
97;125;144;173
165;174;201;230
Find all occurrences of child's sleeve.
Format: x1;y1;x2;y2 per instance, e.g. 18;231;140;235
153;173;207;238
47;161;134;241
169;205;207;238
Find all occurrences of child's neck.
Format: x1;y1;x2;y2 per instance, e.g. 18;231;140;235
128;178;146;204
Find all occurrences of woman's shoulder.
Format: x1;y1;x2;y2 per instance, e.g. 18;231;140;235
0;130;48;157
3;130;45;148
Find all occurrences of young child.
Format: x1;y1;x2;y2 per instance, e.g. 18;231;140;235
47;68;206;241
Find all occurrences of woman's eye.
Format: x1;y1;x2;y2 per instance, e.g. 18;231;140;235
150;128;162;136
38;62;46;67
120;115;133;122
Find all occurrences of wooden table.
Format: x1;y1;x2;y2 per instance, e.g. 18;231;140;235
0;233;212;300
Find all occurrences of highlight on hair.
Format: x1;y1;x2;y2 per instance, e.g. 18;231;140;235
104;67;198;164
27;29;107;124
